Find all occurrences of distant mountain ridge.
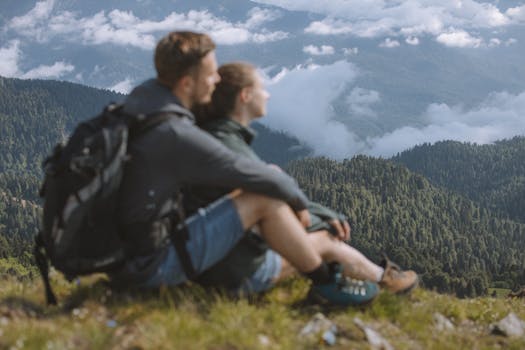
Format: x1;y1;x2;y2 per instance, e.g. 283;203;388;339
392;138;525;224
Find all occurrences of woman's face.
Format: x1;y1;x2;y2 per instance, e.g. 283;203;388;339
245;72;270;119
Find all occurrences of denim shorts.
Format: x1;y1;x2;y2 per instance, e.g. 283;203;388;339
142;196;244;287
234;249;282;295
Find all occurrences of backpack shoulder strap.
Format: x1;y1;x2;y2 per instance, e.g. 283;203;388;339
34;232;57;305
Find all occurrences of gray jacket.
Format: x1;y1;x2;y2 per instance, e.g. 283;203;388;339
117;79;309;258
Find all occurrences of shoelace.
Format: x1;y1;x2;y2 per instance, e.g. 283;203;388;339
338;276;369;296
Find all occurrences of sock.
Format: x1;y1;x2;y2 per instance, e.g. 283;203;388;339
303;262;332;285
376;267;385;282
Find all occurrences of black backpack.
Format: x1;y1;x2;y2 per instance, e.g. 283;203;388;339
34;103;180;305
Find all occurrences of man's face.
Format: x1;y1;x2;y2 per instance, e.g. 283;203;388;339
190;51;221;105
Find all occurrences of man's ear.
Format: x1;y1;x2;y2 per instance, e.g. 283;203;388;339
172;75;194;97
171;75;196;108
180;75;194;93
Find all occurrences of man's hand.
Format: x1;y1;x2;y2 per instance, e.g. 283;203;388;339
328;219;351;242
268;164;283;172
296;209;311;228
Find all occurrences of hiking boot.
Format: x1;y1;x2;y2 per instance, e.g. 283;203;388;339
308;264;379;307
379;256;418;294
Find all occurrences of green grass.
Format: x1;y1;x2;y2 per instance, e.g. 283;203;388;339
488;288;512;298
0;274;524;349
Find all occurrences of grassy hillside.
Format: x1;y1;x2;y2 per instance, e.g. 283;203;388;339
0;273;524;349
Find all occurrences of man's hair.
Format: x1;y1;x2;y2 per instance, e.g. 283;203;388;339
194;62;256;125
154;31;216;87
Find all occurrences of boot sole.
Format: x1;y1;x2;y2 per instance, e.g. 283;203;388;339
307;287;379;308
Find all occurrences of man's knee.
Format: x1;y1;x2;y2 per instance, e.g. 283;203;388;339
229;191;288;229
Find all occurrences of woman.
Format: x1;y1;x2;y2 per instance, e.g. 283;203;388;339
187;62;417;300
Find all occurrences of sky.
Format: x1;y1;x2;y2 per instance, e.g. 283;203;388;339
1;0;525;158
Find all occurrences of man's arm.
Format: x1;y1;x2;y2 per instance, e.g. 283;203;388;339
169;120;309;211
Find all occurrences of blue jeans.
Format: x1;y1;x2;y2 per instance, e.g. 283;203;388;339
142;196;244;287
234;249;282;295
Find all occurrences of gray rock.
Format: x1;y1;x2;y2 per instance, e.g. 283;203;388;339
354;317;394;350
491;312;525;337
433;312;455;331
299;312;338;346
257;334;271;347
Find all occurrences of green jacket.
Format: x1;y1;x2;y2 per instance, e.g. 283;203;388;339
186;118;343;289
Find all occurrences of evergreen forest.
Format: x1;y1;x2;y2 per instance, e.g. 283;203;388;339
1;76;524;297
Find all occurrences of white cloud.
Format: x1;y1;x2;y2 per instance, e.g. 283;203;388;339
254;0;522;47
365;91;525;157
488;38;501;47
8;0;55;42
436;30;483;48
245;7;282;29
305;18;354;35
506;38;517;46
303;44;335;55
0;39;74;80
379;38;400;48
342;47;358;55
262;61;362;159
6;3;288;49
20;61;74;79
0;40;22;77
346;88;380;117
506;5;525;22
405;36;419;45
108;78;134;94
252;31;289;43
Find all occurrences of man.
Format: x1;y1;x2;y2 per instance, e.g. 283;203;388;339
110;31;411;306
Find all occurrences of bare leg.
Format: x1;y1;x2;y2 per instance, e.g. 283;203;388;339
270;230;384;284
230;191;322;272
307;231;384;282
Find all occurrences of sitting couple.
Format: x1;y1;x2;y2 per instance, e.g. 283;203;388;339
110;30;417;306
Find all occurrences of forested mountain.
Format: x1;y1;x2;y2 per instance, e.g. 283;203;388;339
252;123;311;166
391;139;525;224
287;157;525;297
0;77;124;266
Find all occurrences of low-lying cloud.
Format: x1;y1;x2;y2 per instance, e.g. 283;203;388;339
346;88;380;118
0;40;21;77
262;61;364;159
0;39;74;79
262;61;525;159
108;78;134;94
6;0;288;49
20;61;74;79
365;91;525;157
